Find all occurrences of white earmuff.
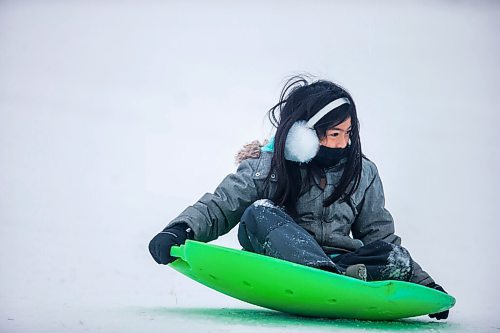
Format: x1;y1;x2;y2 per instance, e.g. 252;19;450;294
284;97;350;163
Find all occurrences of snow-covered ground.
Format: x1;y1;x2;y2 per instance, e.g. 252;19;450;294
1;1;499;332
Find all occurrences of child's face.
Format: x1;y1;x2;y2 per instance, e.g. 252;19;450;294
319;117;352;148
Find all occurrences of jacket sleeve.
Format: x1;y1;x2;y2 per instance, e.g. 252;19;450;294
351;167;435;286
167;158;261;242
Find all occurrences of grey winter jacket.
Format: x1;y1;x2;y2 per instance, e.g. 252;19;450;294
168;143;434;285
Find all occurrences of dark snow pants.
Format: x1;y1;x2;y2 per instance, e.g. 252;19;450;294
237;199;414;282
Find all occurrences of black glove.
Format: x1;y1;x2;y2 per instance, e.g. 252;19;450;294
149;223;193;265
426;282;450;320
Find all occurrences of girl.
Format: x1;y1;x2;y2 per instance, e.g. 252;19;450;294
149;76;449;320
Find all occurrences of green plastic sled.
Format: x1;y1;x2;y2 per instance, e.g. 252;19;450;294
169;240;455;320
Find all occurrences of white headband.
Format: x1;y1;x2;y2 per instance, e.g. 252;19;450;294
305;97;350;128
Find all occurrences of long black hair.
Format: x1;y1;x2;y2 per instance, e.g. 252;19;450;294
264;75;363;216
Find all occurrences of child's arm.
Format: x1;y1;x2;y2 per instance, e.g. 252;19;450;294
166;157;262;242
351;165;434;286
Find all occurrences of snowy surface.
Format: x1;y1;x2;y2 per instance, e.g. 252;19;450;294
1;1;500;332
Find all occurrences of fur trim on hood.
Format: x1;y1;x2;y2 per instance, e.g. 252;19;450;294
234;139;269;165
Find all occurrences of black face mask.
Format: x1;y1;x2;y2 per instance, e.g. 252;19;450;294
312;145;349;168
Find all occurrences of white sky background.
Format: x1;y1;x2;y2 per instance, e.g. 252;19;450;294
1;1;499;332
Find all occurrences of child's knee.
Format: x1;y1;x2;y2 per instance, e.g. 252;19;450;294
251;199;279;211
385;244;413;280
241;199;278;226
392;245;412;264
240;199;289;239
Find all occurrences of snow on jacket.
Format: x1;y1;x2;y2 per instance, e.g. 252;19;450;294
168;140;434;285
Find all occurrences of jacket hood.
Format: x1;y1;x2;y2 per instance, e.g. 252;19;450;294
235;138;350;172
235;139;269;165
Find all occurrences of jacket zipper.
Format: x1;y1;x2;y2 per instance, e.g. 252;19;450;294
320;175;327;244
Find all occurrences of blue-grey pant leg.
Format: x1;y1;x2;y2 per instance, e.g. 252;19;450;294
238;199;340;273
